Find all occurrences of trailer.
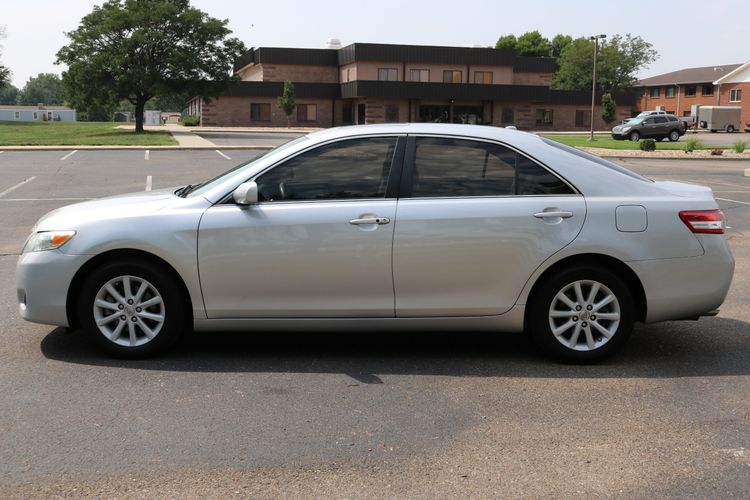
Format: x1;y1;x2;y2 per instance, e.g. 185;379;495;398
697;106;741;133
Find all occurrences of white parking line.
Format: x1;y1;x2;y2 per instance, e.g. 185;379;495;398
215;150;231;160
0;176;38;199
60;150;78;161
145;150;150;161
716;197;750;206
145;175;152;191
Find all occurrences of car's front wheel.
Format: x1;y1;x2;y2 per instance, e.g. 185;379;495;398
669;129;680;142
529;266;635;363
77;260;186;358
629;131;640;141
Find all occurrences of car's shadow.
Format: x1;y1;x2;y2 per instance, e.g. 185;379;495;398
40;317;750;382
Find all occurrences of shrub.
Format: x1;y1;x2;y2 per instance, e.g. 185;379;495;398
710;148;723;156
182;115;200;126
639;139;656;152
732;140;747;153
683;138;701;153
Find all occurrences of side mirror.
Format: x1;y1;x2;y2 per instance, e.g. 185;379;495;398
232;181;258;205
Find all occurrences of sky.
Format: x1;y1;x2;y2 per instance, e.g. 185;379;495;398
1;0;748;88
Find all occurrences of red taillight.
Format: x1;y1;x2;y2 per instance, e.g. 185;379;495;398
679;210;725;234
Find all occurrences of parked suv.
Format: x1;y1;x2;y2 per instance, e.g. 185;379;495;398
611;114;686;142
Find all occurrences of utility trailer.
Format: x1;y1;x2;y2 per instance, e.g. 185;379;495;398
697;106;741;133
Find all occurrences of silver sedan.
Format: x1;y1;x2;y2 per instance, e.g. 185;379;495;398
16;124;735;362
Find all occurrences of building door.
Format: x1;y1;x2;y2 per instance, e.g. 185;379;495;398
357;104;366;124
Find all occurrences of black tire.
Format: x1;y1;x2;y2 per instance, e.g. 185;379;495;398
77;259;187;358
629;131;640;142
727;125;735;133
668;129;680;142
528;265;635;364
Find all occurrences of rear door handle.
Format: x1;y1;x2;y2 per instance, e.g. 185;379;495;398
534;211;573;219
349;217;391;225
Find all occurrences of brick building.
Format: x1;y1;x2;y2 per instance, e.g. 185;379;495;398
188;43;636;131
637;63;742;118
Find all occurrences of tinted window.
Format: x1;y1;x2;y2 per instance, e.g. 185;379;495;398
256;137;397;201
541;137;652;182
667;116;678;122
410;137;574;197
644;118;656;124
654;116;668;124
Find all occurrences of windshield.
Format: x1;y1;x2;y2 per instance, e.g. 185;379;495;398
180;136;309;197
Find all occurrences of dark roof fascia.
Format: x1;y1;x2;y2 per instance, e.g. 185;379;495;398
233;47;339;72
341;81;637;106
221;81;341;98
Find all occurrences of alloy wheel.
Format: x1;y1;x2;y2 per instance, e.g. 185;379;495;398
548;279;621;352
92;275;165;347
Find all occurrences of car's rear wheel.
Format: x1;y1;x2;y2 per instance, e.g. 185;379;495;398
669;129;680;142
529;266;635;363
629;131;640;142
77;260;186;358
727;125;735;133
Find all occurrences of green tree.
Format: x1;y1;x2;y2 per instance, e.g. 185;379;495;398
0;84;17;104
277;81;296;127
515;30;550;57
0;26;10;88
601;93;616;124
553;34;658;92
56;0;245;132
16;73;64;105
495;34;517;52
550;34;573;60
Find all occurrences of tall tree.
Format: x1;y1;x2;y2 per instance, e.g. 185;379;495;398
0;84;17;104
56;0;245;132
0;26;10;88
277;81;296;127
550;34;573;60
16;73;65;105
515;31;550;57
553;34;658;92
601;93;616;124
495;34;517;52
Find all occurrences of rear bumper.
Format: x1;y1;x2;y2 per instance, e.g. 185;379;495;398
16;250;90;327
629;235;735;323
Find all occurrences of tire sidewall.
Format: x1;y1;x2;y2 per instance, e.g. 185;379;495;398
529;266;635;363
77;260;185;358
669;130;680;142
629;131;640;142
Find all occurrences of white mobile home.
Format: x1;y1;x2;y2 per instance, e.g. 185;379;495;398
0;105;77;122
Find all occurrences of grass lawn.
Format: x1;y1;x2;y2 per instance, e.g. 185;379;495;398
0;121;177;146
542;135;723;150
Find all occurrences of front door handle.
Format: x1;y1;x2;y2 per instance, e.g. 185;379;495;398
349;217;391;225
534;210;573;219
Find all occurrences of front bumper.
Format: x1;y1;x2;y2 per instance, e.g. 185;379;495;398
16;250;90;327
611;132;628;140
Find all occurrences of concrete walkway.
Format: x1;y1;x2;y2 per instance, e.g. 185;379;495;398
163;123;217;147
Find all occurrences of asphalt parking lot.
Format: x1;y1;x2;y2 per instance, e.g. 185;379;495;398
0;149;749;497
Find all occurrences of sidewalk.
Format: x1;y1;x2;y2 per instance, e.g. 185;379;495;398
186;126;322;134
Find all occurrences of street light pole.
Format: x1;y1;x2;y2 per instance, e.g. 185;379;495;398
589;34;606;141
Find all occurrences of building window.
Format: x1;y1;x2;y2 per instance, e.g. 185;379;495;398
297;104;317;122
649;87;660;98
378;68;398;81
535;109;553;126
474;71;493;84
443;70;462;83
14;111;20;120
684;86;696;97
666;110;675;115
250;103;270;122
501;107;514;124
384;104;399;123
730;89;742;102
409;69;429;82
33;112;39;120
665;87;676;98
683;111;691;117
702;85;714;96
575;110;591;128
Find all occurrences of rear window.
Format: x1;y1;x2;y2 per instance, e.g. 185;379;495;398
541;138;653;182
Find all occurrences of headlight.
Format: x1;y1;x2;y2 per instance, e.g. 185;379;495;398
621;126;631;132
23;231;76;253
